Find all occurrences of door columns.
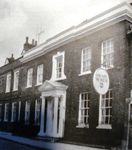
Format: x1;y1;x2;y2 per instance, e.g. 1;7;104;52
53;96;59;137
38;96;46;136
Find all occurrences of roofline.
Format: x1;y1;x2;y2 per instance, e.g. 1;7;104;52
21;2;132;63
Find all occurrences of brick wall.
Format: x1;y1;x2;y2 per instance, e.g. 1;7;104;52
0;20;131;147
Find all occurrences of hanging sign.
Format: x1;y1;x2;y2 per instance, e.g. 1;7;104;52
93;68;110;95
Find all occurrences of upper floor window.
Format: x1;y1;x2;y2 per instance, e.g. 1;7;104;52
27;68;33;88
4;103;9;122
6;73;11;93
11;102;17;122
25;101;30;124
13;70;19;91
101;39;114;69
35;99;41;125
80;47;91;75
36;64;43;85
51;51;66;81
97;89;112;129
77;92;90;128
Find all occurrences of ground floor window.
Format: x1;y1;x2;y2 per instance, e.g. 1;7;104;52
4;103;9;122
78;92;90;127
11;102;17;122
18;101;21;121
98;89;112;129
35;99;41;125
25;101;30;124
0;104;2;121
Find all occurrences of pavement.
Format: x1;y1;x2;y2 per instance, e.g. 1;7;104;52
0;131;108;150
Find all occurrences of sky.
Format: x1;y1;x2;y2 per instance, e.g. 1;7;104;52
0;0;128;66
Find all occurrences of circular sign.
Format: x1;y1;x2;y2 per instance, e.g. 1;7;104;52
93;68;110;95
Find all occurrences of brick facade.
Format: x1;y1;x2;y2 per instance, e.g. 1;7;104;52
0;3;132;149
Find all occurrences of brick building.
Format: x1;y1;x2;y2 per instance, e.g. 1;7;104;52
0;2;132;149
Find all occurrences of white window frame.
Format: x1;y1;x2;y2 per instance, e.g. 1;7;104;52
77;92;90;128
26;68;33;88
4;103;9;122
11;102;17;122
13;69;19;91
36;64;43;86
101;38;114;69
79;47;92;76
6;72;11;93
51;51;66;81
34;99;41;125
25;101;30;124
18;101;21;121
0;104;2;121
97;89;112;129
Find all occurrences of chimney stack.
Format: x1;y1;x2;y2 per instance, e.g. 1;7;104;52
35;41;37;46
26;37;29;43
32;39;35;45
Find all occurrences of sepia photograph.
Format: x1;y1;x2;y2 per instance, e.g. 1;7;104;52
0;0;132;149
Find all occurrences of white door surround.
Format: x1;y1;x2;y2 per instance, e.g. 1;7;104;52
38;80;68;138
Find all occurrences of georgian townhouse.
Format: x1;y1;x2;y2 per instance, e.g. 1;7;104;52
0;2;132;149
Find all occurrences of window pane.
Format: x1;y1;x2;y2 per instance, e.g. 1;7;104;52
78;92;90;126
82;48;91;73
100;90;112;125
102;39;114;68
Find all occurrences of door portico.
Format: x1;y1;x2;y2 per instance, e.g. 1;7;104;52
38;80;68;138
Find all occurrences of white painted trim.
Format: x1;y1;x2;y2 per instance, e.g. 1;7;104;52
98;94;102;126
80;47;92;75
98;91;112;129
36;64;44;86
4;103;9;122
38;81;68;138
20;2;132;63
34;99;41;125
50;51;66;81
5;72;11;93
26;68;33;88
0;104;2;122
78;92;90;127
96;124;112;129
38;97;46;136
13;70;19;91
101;38;114;69
76;124;89;128
25;101;30;124
18;101;21;121
11;102;17;122
79;71;92;76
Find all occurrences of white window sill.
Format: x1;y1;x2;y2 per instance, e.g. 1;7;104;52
51;76;66;81
79;71;92;76
101;66;114;70
4;120;8;122
76;124;89;128
5;91;10;93
13;89;18;92
35;83;43;87
96;124;112;129
11;120;15;122
26;86;32;89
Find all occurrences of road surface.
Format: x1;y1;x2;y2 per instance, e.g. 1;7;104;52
0;138;43;150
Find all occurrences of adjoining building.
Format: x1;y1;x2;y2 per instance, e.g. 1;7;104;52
0;2;132;149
